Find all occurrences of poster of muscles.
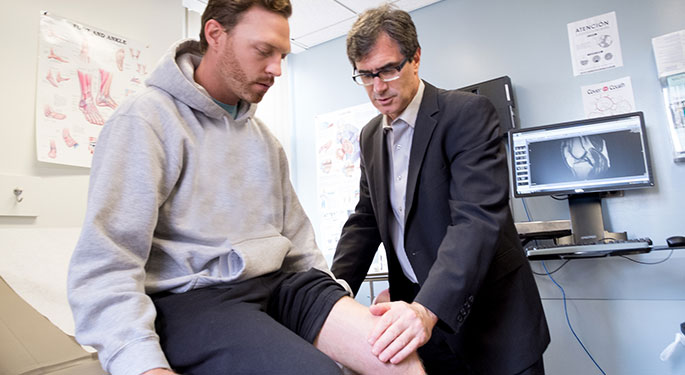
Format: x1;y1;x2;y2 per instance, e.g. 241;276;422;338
314;102;387;272
36;12;152;167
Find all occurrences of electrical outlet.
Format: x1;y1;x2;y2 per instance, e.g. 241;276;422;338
0;175;42;217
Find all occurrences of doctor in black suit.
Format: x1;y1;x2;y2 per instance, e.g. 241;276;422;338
331;5;550;375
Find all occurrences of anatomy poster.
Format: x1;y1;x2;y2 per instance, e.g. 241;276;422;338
567;11;624;76
581;76;635;118
36;12;151;167
314;102;387;272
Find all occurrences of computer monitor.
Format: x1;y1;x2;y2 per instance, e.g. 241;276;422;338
458;76;517;135
509;111;654;243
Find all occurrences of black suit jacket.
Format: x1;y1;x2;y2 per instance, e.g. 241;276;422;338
331;81;550;374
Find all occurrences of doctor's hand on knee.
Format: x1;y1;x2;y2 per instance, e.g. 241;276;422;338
367;301;438;364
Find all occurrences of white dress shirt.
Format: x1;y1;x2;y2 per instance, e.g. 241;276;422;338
382;80;425;283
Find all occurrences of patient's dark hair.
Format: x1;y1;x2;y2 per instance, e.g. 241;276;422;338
346;4;420;68
199;0;292;53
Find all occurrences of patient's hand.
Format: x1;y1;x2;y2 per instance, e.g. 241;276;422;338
142;368;177;375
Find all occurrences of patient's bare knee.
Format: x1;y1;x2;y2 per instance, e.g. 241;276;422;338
316;296;425;375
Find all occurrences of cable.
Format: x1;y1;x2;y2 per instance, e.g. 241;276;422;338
542;261;607;375
619;249;674;265
521;197;532;221
532;259;571;275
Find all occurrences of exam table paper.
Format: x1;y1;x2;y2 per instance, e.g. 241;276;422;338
0;227;95;352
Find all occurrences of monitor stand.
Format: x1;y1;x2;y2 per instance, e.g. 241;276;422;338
556;193;627;245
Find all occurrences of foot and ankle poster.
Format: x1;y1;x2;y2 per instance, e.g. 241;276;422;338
36;12;152;168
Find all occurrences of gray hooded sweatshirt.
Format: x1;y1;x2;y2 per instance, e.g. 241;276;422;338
68;39;337;375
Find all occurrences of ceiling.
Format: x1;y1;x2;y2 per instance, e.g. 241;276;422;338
182;0;442;53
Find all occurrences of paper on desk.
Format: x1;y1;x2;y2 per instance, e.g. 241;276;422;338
0;227;95;352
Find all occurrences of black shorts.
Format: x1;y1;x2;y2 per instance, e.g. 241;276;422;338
151;268;349;375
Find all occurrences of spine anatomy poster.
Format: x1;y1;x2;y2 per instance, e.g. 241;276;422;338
36;12;152;167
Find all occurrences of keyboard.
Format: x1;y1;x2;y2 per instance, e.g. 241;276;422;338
526;238;652;260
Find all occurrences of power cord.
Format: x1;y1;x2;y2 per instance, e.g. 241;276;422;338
521;196;533;221
532;259;570;275
619;249;674;265
542;260;607;375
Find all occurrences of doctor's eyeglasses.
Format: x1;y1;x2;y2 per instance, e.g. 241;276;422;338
352;58;408;86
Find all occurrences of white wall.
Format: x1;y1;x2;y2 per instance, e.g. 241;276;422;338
0;0;185;228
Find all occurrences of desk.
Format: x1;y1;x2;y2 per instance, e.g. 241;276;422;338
526;244;685;261
515;220;572;246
